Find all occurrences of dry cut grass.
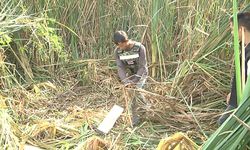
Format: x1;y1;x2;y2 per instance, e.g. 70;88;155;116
0;60;223;149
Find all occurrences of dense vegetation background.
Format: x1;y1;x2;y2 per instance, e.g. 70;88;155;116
1;0;250;149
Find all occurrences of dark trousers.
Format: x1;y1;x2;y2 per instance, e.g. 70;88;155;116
228;74;238;107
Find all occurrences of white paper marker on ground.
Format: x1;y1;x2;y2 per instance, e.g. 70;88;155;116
24;144;43;150
97;105;124;134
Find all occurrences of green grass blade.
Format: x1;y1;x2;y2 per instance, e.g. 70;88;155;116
232;0;242;104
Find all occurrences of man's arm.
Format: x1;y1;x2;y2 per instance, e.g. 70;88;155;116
247;60;250;76
115;49;129;84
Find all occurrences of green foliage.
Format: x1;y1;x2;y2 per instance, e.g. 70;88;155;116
34;22;66;61
21;21;68;63
1;0;250;149
202;76;250;150
232;0;242;104
18;0;247;81
0;34;12;46
0;0;67;86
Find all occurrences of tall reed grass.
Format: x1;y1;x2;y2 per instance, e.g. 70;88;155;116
1;0;250;149
18;0;248;81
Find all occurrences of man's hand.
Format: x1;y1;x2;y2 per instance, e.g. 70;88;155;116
124;80;135;88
